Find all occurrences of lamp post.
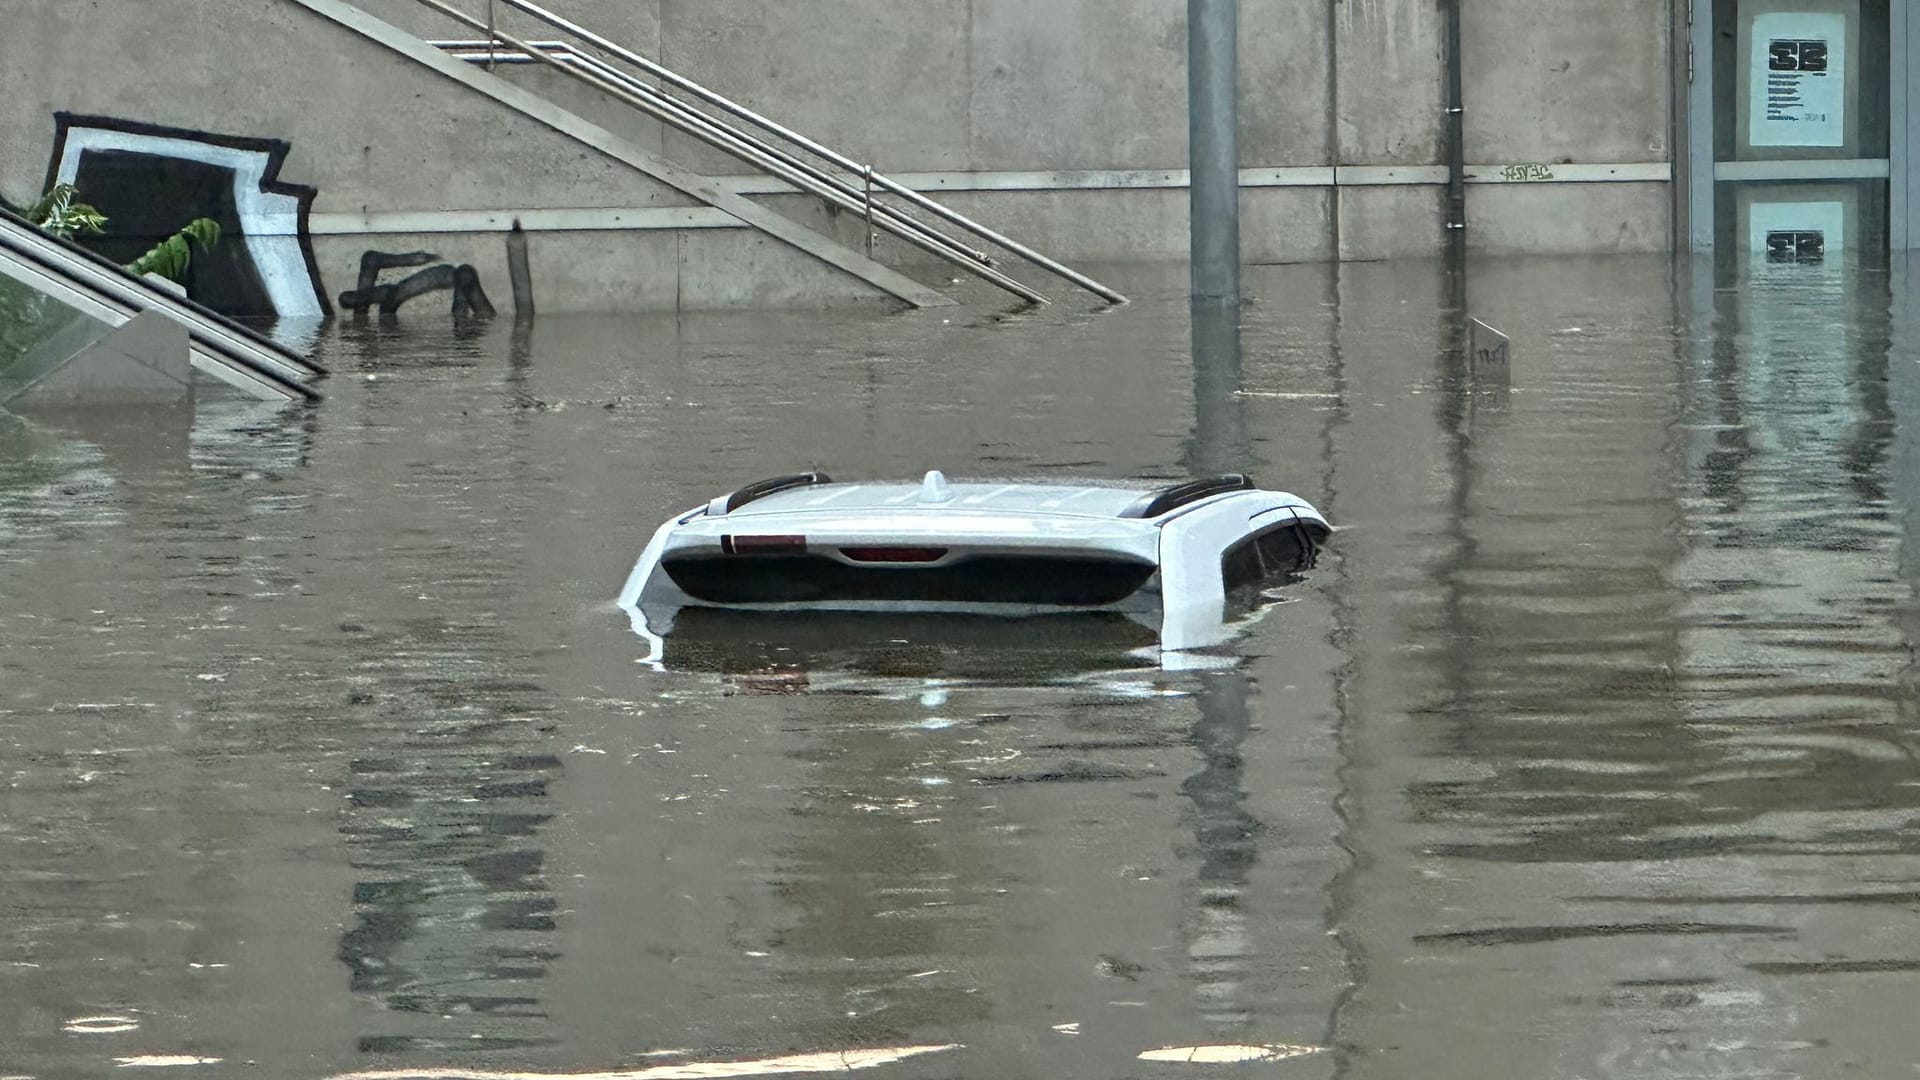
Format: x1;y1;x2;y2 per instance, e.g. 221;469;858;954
1182;0;1244;305
1189;0;1240;304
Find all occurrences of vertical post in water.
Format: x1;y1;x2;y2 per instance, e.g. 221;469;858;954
506;219;535;319
1189;0;1240;303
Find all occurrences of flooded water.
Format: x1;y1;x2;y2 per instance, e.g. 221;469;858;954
4;255;1920;1078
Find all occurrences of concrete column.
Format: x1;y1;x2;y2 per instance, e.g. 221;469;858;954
1894;0;1915;248
1688;0;1716;250
1189;0;1240;302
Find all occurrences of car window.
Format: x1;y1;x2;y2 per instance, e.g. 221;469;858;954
663;552;1157;608
1221;535;1266;594
1221;522;1317;596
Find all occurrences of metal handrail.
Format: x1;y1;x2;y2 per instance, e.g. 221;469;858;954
412;0;1127;305
546;46;1002;269
415;6;1048;304
491;0;1057;280
437;35;986;267
499;0;1128;303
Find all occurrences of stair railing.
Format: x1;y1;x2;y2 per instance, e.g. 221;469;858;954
407;0;1128;306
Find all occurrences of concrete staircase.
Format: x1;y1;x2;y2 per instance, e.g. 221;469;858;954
286;0;1123;309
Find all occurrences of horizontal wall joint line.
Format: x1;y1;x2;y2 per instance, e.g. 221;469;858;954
299;163;1675;236
310;206;740;235
724;163;1671;194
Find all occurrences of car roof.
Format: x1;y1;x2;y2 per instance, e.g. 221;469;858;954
714;472;1273;522
729;479;1155;520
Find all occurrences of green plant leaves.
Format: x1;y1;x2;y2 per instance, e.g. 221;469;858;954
127;218;221;283
26;185;220;284
26;183;108;239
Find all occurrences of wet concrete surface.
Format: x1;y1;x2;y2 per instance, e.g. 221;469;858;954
4;256;1920;1077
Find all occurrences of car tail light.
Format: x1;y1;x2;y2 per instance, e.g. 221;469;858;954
838;546;949;563
722;534;807;555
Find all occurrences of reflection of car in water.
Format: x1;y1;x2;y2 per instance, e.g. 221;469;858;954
619;470;1331;671
660;608;1161;688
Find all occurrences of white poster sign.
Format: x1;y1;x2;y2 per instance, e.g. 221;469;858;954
1749;11;1847;148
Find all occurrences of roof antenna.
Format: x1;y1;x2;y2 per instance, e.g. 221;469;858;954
919;469;953;503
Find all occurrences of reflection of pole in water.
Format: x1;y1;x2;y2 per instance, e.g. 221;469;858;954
508;314;534;385
1895;254;1920;714
1180;297;1260;1030
1185;299;1250;478
1181;671;1259;1028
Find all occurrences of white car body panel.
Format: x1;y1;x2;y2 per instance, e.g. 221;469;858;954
619;472;1329;668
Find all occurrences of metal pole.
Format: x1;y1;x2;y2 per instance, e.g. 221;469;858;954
864;166;876;257
1189;0;1241;303
1443;0;1465;259
487;0;497;70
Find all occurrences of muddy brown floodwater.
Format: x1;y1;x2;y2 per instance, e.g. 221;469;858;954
5;256;1920;1079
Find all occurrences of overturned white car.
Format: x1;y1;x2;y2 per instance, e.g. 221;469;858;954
618;470;1330;665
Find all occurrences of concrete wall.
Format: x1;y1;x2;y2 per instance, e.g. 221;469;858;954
0;0;1677;312
484;0;1670;262
0;0;889;314
1463;0;1673;254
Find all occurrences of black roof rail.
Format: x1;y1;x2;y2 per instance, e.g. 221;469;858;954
723;471;833;513
1119;474;1255;519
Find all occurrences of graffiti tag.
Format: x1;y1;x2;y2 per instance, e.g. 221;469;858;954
1499;163;1556;182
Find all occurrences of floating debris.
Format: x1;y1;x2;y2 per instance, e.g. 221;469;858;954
723;670;810;696
1137;1044;1322;1064
1051;1023;1081;1036
63;1015;140;1035
113;1057;223;1068
329;1043;963;1080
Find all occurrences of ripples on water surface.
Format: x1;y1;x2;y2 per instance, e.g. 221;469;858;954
4;257;1920;1078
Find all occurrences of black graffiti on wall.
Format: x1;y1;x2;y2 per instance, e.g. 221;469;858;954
338;250;497;318
45;113;328;320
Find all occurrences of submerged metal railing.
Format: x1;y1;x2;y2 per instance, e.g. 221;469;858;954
412;0;1126;306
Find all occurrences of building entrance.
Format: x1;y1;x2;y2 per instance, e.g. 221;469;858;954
1688;0;1916;255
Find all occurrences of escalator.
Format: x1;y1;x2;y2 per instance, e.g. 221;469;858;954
0;206;323;404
